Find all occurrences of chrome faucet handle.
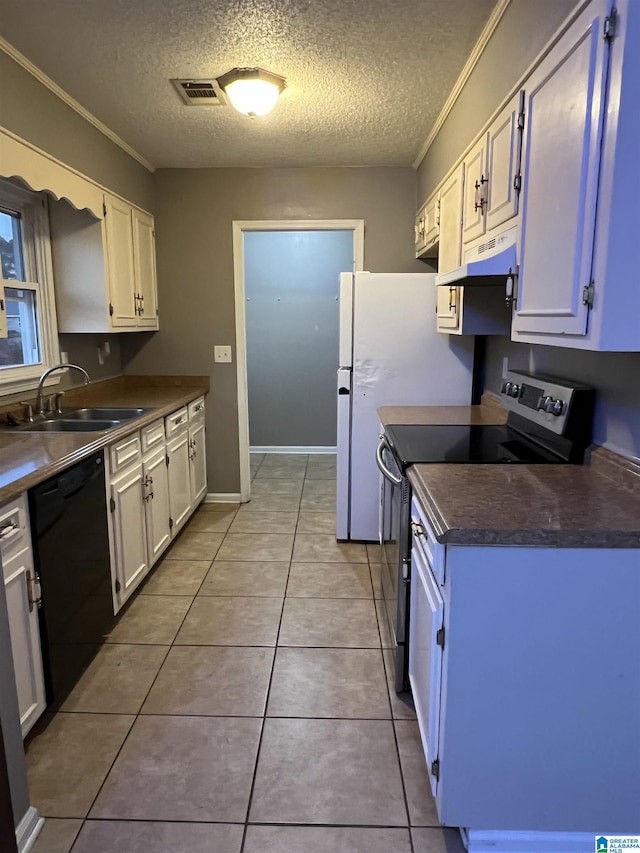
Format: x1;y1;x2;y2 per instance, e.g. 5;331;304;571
49;392;65;414
19;401;34;422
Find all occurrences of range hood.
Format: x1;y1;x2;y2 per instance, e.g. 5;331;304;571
436;225;518;286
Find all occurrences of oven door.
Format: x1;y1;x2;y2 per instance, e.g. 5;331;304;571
376;437;410;692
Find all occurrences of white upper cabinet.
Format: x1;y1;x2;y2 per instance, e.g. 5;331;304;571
462;91;523;248
51;194;159;333
415;189;440;259
512;0;618;346
437;163;465;276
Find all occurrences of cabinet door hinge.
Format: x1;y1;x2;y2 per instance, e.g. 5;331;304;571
115;579;121;593
169;516;174;529
109;303;114;316
166;453;170;466
431;758;440;781
103;202;107;217
436;626;445;649
513;173;522;193
109;497;116;512
582;282;595;308
603;9;617;41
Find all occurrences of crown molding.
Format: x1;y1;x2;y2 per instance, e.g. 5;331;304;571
0;35;155;173
413;0;512;170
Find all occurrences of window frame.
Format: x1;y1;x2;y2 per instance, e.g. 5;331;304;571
0;179;61;397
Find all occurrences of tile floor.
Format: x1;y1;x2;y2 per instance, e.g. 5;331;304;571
28;454;464;853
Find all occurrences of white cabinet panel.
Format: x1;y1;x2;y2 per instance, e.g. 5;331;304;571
110;465;148;605
132;208;158;329
104;194;136;327
437;164;464;275
435;284;460;332
513;2;608;337
167;431;192;535
189;420;207;506
3;548;46;737
461;136;487;245
485;91;523;233
143;448;171;564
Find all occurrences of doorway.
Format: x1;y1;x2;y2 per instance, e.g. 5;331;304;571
233;220;364;502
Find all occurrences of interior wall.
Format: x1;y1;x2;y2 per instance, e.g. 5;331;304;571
0;50;155;212
245;230;354;449
121;166;422;493
57;334;123;388
416;0;578;203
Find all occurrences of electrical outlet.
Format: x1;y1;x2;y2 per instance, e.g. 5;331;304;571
214;345;232;363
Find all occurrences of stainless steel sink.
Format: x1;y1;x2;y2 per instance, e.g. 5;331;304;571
20;419;121;432
63;407;150;421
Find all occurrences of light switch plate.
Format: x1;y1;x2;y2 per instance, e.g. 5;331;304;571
214;345;232;363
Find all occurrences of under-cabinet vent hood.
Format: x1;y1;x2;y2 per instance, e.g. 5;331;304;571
436;226;518;286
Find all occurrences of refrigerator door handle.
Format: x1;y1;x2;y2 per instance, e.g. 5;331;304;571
376;438;402;486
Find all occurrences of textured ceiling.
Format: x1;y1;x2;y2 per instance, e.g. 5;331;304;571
0;0;497;169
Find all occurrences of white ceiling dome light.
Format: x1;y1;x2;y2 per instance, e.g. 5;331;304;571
216;67;286;117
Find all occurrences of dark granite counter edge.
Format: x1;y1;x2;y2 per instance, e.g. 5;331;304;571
408;467;640;549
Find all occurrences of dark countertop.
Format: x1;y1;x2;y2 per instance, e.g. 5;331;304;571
408;452;640;548
0;376;208;504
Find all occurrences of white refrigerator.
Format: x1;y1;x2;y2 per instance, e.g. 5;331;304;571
336;271;474;541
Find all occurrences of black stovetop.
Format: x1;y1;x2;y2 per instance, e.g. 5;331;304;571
384;423;569;470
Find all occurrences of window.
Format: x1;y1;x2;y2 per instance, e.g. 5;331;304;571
0;179;60;395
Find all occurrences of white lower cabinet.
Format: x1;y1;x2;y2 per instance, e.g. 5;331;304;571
109;463;149;607
1;495;46;737
188;418;207;506
143;447;171;564
408;495;640;841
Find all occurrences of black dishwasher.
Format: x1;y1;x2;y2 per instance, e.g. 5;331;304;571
29;451;114;705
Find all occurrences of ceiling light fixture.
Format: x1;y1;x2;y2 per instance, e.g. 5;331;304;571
216;67;286;118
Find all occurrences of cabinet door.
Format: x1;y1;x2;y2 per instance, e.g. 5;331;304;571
189;421;207;506
110;465;148;605
104;195;136;327
438;164;464;275
513;1;609;337
485;91;523;233
424;191;440;251
462;135;487;245
436;285;461;333
3;549;46;737
143;448;171;566
409;539;444;800
167;432;192;535
415;203;427;255
132;209;159;329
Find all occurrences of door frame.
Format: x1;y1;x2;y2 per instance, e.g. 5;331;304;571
232;219;365;502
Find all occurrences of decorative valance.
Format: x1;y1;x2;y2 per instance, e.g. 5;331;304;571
0;126;103;218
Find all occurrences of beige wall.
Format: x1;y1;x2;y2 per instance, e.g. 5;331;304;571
0;51;155;211
121;166;422;493
416;0;577;203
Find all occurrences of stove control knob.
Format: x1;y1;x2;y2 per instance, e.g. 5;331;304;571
539;396;564;415
501;381;512;395
538;395;552;412
506;383;520;398
550;398;564;416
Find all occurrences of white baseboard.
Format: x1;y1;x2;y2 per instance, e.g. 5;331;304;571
205;493;243;503
463;828;597;852
16;807;44;853
250;446;337;454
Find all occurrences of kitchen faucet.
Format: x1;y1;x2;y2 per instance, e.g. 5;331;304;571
34;364;91;416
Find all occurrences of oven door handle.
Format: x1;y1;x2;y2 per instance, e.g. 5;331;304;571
376;438;402;486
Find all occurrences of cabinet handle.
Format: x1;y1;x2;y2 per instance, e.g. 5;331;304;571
411;520;424;537
448;286;457;312
0;520;19;540
26;570;42;612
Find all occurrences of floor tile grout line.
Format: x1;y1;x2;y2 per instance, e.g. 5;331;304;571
238;492;301;853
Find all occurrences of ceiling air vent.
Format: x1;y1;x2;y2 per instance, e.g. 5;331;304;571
171;79;228;106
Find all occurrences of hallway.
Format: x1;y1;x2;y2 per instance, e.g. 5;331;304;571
28;454;463;853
